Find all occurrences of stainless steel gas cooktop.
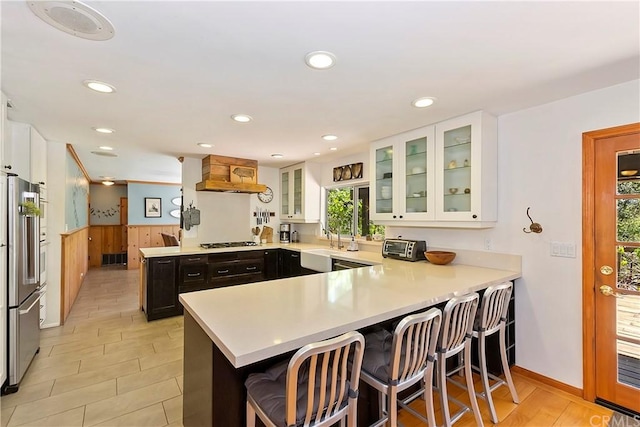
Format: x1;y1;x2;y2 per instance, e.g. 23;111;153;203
199;241;258;249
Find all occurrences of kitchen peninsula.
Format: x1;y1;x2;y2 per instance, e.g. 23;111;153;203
169;244;521;426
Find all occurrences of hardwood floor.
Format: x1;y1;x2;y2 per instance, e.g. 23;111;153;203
0;267;615;426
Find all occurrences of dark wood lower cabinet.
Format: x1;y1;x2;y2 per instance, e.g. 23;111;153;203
144;249;313;321
143;257;182;321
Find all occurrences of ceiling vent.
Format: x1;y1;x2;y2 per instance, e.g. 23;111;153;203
27;1;115;41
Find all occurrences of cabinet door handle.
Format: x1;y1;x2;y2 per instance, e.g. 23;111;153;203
157;260;172;264
187;258;201;262
291;254;299;258
217;269;229;274
392;215;397;219
3;165;11;170
399;215;403;219
187;273;201;277
472;214;478;219
246;266;257;271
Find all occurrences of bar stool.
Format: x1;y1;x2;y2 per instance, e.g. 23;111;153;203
451;282;519;423
436;293;484;427
359;307;442;427
245;331;365;427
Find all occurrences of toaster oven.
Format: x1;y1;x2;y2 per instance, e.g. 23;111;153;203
382;239;427;261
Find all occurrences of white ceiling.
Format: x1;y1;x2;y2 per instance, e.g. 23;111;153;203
2;1;639;184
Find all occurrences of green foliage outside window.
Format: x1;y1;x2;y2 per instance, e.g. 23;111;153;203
616;180;640;291
327;188;355;235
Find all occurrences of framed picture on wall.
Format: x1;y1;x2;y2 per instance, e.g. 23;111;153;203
145;197;162;218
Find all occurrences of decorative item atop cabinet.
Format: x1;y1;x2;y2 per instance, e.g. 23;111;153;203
370;110;497;228
280;162;322;223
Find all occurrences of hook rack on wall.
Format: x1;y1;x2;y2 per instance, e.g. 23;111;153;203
523;207;543;234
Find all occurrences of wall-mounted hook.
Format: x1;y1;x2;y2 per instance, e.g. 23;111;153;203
523;207;543;234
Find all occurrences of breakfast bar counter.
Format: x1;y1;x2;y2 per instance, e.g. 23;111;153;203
179;256;521;426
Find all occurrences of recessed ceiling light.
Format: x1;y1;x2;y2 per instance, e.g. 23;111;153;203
231;114;252;123
313;152;321;156
412;97;437;108
305;51;336;70
329;147;338;151
322;134;338;141
102;180;115;186
83;80;116;93
99;146;113;151
93;127;114;134
197;143;213;148
271;154;284;159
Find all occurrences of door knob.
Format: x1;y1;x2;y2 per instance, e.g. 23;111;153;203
600;265;614;275
599;285;623;298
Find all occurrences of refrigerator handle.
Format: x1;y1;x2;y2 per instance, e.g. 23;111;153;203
18;291;43;315
22;201;40;286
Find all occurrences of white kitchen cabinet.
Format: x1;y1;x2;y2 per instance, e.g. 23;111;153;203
370;111;497;228
30;127;47;187
434;111;497;225
370;126;436;222
279;162;321;223
5;121;47;185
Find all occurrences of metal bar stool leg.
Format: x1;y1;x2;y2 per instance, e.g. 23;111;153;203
438;358;453;427
477;331;498;423
464;340;484;426
246;400;256;427
388;385;398;427
424;362;437;427
499;324;520;404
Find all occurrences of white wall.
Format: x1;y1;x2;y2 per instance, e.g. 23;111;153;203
387;79;640;388
181;157;281;247
43;141;67;327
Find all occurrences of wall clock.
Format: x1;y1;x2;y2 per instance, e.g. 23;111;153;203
258;186;273;203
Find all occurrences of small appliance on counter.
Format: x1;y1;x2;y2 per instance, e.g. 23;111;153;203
382;238;427;261
279;223;291;243
291;230;299;243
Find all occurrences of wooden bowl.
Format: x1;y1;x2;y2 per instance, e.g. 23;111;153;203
425;251;456;265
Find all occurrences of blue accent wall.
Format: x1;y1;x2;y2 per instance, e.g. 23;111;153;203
65;150;89;231
127;183;180;225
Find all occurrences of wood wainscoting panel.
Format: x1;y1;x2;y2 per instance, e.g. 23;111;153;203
127;224;180;270
88;225;128;268
61;227;89;323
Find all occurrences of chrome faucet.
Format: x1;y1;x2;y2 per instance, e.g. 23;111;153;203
327;230;334;249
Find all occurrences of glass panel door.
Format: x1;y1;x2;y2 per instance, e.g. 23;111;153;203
442;125;472;213
293;168;302;216
405;137;427;214
281;171;289;216
614;153;640;389
375;145;393;215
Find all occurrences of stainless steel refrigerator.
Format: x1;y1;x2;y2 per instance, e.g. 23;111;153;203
3;175;41;394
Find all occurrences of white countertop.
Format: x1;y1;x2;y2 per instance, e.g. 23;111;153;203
178;251;521;368
140;242;327;258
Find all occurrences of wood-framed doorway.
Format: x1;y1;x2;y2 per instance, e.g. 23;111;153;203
582;122;640;408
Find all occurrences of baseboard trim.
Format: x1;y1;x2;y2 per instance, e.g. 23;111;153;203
511;365;582;398
40;321;61;329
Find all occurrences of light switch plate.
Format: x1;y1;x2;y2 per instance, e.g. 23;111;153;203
551;241;576;258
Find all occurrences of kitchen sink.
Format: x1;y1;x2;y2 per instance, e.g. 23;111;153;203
300;249;342;273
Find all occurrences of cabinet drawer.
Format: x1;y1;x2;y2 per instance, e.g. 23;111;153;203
211;272;264;289
180;264;208;285
180;255;208;265
210;263;236;278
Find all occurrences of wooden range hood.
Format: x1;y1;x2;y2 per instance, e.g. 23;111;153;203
196;154;267;194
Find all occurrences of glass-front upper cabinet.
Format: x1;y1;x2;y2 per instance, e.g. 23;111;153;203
435;111;497;223
280;170;290;216
372;143;394;218
370;126;435;221
279;162;322;223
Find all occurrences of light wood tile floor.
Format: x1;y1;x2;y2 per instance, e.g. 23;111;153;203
0;267;618;426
